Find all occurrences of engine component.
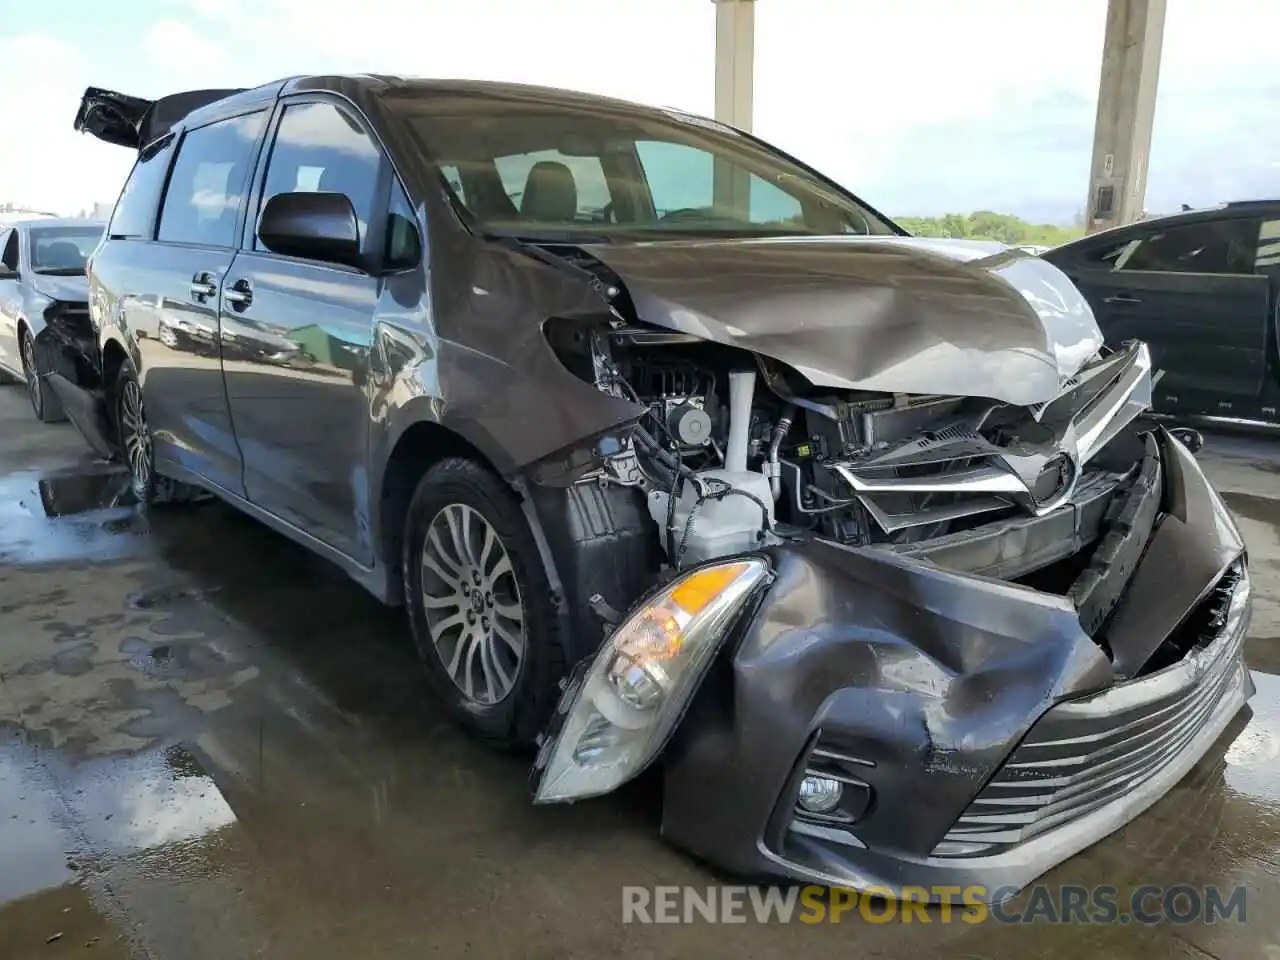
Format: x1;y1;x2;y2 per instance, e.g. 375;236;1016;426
766;403;797;500
668;402;713;447
726;370;755;472
805;394;965;459
648;468;774;567
530;482;660;663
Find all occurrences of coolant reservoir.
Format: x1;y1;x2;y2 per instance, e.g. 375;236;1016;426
648;469;774;566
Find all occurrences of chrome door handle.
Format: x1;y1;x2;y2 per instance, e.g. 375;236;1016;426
190;273;218;301
224;279;253;310
1103;294;1142;305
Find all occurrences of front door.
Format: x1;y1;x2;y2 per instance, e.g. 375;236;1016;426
1066;216;1270;403
221;98;386;562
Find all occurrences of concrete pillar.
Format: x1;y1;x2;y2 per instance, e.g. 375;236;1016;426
712;0;755;214
1085;0;1166;233
713;0;755;132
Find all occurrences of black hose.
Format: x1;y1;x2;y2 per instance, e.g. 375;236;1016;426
767;402;797;499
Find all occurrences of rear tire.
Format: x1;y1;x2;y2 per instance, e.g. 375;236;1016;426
402;457;565;748
21;328;67;423
112;357;203;505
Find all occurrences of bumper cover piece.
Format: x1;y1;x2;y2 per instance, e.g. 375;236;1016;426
46;374;115;459
650;429;1251;903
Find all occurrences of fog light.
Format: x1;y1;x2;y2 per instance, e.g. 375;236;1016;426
797;776;843;814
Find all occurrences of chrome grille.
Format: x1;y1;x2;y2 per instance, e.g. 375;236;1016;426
934;562;1248;858
830;341;1153;534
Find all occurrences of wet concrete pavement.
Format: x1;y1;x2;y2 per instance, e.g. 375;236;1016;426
0;382;1278;959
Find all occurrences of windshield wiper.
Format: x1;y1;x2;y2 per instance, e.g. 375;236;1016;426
483;228;616;245
33;267;87;277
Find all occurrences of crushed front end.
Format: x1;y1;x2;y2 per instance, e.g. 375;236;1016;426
530;332;1253;902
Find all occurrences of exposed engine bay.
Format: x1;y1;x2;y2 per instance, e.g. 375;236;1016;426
529;239;1248;903
544;306;1152;598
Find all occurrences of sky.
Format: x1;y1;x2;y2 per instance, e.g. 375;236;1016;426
0;0;1277;224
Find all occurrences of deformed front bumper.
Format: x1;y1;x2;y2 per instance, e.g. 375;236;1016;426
534;428;1253;903
658;428;1251;902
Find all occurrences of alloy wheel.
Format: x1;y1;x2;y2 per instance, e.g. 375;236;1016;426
21;332;41;417
419;503;525;705
120;379;152;493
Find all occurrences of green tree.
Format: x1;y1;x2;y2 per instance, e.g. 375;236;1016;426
894;211;1084;248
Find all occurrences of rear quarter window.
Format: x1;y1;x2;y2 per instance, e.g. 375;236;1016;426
108;135;176;240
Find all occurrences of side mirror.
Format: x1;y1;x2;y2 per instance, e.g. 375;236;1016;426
258;191;361;269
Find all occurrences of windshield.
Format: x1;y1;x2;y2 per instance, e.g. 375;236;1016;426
386;91;899;240
30;226;103;274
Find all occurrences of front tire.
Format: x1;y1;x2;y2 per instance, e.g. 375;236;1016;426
112;358;202;505
21;328;66;423
403;457;564;748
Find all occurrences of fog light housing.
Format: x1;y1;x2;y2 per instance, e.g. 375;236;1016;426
797;776;843;814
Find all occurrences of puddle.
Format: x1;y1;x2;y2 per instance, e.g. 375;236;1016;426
37;471;137;518
126;584;220;612
63;744;238;855
0;467;134;522
0;741;81;904
1225;671;1280;807
0;468;149;566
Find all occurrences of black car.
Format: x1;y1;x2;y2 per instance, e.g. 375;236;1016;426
1043;200;1280;423
60;77;1251;903
0;217;104;421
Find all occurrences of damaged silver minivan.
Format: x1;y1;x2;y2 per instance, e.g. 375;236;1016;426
58;76;1252;903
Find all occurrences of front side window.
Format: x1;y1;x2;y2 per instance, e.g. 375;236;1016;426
0;230;17;271
29;226;104;275
1114;219;1257;275
158;111;266;247
439;164;466;204
256;101;382;252
389;93;897;240
1256;219;1280;270
109;135;176;240
384;182;423;269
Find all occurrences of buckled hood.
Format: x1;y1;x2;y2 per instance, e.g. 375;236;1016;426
29;273;88;303
578;236;1104;406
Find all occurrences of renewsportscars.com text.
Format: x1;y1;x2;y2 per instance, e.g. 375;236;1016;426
621;884;1247;925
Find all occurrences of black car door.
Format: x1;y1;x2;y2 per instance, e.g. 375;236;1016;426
1051;217;1270;404
220;97;390;563
126;107;269;495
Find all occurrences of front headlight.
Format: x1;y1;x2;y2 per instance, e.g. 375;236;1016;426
533;558;769;803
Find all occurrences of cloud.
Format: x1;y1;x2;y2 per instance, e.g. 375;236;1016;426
4;0;1280;219
0;33;133;212
141;19;229;74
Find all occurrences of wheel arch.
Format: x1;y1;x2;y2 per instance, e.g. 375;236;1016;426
100;336;130;395
376;419;509;596
374;416;576;630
